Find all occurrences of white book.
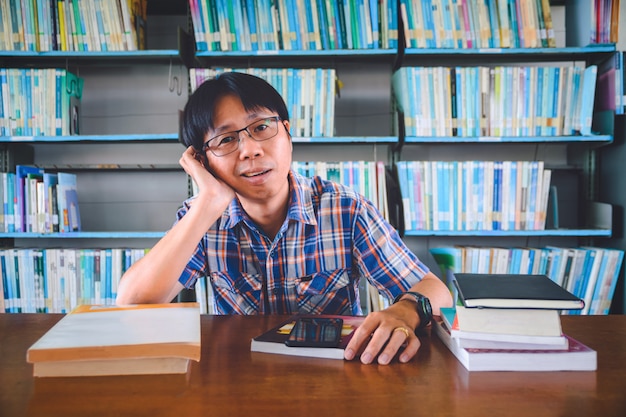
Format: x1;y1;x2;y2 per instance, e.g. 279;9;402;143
452;306;565;344
27;303;201;377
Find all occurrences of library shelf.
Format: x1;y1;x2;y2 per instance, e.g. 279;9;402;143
0;50;186;67
402;45;616;57
292;136;397;144
403;229;612;238
0;50;180;58
0;232;165;239
195;49;397;58
0;134;179;143
401;135;613;144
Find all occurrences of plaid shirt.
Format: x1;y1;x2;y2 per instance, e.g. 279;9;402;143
176;171;430;315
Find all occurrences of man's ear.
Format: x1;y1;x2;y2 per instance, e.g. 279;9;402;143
282;120;291;137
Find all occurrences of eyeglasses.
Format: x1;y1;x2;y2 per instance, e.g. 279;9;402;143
202;116;282;157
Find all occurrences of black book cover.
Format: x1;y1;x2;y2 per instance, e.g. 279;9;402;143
453;273;584;310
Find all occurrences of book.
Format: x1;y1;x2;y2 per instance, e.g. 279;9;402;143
565;0;606;46
55;172;78;233
433;317;597;371
453;273;585;310
250;314;365;360
27;303;201;377
15;165;44;233
441;306;568;349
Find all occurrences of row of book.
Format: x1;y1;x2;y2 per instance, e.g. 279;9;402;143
393;65;598;138
434;273;597;371
291;160;389;221
396;160;551;232
189;0;397;52
0;0;147;52
430;245;625;315
191;67;336;138
568;0;621;46
0;247;148;313
400;0;556;49
1;165;81;234
0;68;82;137
0;63;605;139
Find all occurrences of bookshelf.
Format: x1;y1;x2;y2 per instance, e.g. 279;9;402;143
0;1;192;237
1;0;624;314
389;0;624;315
0;2;193;313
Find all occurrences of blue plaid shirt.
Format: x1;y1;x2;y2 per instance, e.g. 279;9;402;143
176;171;430;315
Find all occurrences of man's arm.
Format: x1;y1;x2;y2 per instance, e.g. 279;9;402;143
116;147;235;305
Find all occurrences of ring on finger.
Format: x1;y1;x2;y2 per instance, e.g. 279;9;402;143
393;326;411;339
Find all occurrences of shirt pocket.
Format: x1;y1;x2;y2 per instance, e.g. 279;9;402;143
210;271;263;314
295;269;353;314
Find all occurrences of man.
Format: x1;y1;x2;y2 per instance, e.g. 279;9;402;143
116;72;452;365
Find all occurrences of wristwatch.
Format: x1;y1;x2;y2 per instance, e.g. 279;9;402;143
393;291;433;331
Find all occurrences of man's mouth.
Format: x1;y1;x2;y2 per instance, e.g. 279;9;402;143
242;169;270;178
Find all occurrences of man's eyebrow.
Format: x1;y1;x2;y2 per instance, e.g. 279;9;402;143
211;112;268;134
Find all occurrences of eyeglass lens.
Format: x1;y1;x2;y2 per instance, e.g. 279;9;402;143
206;117;280;156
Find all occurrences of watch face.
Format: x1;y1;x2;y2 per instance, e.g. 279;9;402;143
422;297;432;316
416;294;433;328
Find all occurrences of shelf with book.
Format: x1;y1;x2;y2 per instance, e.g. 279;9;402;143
0;4;206;313
0;134;180;143
0;231;165;239
389;1;623;295
2;0;621;313
0;49;182;61
291;136;397;144
400;134;613;144
195;49;397;58
1;7;190;242
401;45;616;58
404;229;612;238
0;39;195;68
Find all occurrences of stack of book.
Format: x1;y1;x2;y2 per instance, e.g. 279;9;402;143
27;303;201;377
433;273;597;372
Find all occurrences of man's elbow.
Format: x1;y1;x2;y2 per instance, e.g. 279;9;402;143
115;283;134;306
115;277;143;305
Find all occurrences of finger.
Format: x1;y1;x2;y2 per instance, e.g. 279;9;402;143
344;321;377;361
398;336;420;363
378;330;421;365
179;147;195;168
357;326;394;365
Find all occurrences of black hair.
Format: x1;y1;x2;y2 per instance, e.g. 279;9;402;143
181;72;290;150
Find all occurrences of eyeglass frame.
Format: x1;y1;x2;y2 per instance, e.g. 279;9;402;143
201;116;284;157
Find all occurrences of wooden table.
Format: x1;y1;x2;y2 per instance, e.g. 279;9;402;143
1;314;625;417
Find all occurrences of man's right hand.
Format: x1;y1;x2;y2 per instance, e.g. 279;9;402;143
179;146;235;209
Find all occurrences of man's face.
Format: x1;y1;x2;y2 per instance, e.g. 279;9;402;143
203;94;292;205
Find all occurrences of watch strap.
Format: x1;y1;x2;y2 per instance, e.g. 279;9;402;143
393;291;433;330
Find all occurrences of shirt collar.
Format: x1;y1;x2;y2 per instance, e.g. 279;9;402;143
220;170;318;230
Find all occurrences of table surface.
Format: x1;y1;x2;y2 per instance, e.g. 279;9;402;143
1;314;625;417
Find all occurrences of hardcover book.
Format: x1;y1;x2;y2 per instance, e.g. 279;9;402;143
27;303;201;377
453;273;585;310
441;307;568;350
433;317;597;372
250;314;365;360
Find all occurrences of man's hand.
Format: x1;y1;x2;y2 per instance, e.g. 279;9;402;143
179;146;235;207
344;300;421;365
